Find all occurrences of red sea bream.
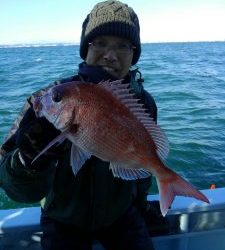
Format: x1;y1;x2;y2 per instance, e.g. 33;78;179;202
33;80;209;216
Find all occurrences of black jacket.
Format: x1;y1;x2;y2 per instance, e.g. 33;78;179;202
0;63;157;231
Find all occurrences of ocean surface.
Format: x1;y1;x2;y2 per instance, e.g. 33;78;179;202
0;42;225;209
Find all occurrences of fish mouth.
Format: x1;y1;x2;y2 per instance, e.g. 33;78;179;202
34;94;75;132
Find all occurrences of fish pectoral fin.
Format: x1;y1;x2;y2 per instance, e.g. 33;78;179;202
32;131;67;164
109;163;151;180
70;144;91;176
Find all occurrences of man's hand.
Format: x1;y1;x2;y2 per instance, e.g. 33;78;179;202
16;107;61;169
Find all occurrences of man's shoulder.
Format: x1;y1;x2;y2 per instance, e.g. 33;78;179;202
142;89;156;105
1;75;79;150
141;89;158;122
30;75;79;100
54;75;80;85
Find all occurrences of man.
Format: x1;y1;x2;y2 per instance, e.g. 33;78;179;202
0;1;157;249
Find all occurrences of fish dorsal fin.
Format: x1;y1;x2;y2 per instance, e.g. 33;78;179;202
109;162;151;180
98;80;169;161
70;144;92;176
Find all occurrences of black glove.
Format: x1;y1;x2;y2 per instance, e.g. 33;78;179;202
16;107;62;169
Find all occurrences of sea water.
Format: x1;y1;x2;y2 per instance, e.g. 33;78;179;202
0;42;225;208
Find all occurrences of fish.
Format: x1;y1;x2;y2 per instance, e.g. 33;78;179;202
33;80;209;216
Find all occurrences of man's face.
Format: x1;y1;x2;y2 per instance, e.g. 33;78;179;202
85;36;134;79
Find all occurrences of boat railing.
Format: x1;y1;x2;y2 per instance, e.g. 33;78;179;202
1;188;225;250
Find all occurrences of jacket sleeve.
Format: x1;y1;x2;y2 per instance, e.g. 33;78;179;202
0;95;56;203
0;149;56;203
0;78;74;204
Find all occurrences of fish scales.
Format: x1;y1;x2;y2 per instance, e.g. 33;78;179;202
33;80;209;216
71;84;151;165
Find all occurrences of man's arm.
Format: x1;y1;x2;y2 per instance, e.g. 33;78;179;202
0;99;59;203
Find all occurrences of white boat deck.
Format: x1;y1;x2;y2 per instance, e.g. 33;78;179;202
1;188;225;250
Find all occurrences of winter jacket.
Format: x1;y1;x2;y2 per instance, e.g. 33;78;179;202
0;63;157;230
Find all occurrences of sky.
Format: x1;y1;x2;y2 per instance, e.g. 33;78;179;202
1;0;225;45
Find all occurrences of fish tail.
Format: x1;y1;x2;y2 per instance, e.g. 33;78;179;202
156;167;210;216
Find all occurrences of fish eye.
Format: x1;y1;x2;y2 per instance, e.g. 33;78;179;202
52;89;62;103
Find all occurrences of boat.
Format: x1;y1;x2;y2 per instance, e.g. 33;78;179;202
0;187;225;250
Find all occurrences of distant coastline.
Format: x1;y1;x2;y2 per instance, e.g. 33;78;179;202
0;42;79;49
1;40;224;49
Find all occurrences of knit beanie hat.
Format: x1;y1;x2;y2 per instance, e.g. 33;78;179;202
80;0;141;65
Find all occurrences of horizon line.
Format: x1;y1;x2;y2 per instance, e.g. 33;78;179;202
1;39;225;48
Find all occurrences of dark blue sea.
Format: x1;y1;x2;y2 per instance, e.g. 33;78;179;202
0;42;225;209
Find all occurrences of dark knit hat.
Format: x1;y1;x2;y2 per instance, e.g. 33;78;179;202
80;0;141;65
